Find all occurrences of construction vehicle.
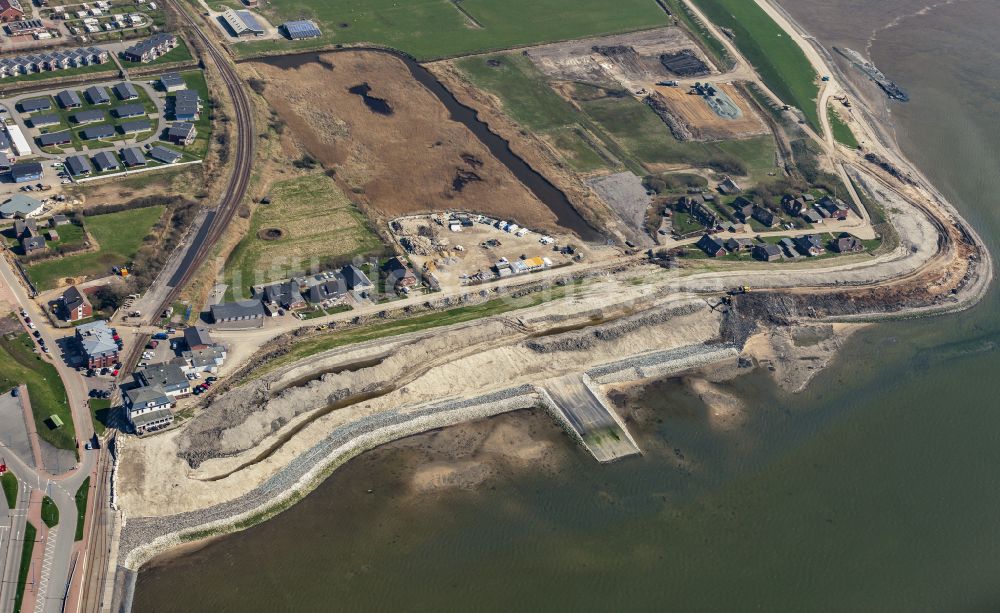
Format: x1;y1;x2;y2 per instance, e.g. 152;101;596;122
728;285;752;295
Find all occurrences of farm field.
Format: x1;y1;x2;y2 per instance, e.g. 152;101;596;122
237;0;667;60
26;205;166;289
223;173;384;296
0;325;75;451
689;0;819;130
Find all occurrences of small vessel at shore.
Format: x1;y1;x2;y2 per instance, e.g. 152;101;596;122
834;47;909;102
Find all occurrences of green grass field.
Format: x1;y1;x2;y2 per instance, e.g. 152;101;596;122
0;330;75;451
41;496;59;528
74;477;90;541
690;0;819;130
828;105;858;148
13;522;35;613
88;398;112;436
456;55;777;180
223;173;384;298
26;206;165;290
238;0;666;60
1;471;16;509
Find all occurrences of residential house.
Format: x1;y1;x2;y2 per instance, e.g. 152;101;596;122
833;235;864;253
724;237;754;252
112;81;138;100
159;72;184;92
120;147;146;167
13;218;36;237
166;122;196;145
751;206;777;228
30;113;60;128
81;124;115;140
122;32;177;63
91;151;118;172
112;103;145;118
48;214;69;227
84;85;110;105
802;209;823;224
17;97;50;113
0;0;25;22
257;281;305;310
794;234;825;257
717;176;742;195
65;155;92;176
183;326;213;350
72;109;104;124
38;131;72;147
731;196;754;223
118;119;151;135
382;257;417;289
180;346;226;374
148;145;181;164
21;235;45;254
341;265;373;297
696;234;726;257
818;195;850;220
210;300;265;325
0;193;42;217
752;243;782;262
58;285;92;322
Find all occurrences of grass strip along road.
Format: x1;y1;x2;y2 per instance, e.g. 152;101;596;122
13;522;36;613
41;496;59;528
1;471;16;509
690;0;819;130
0;329;75;451
75;478;90;541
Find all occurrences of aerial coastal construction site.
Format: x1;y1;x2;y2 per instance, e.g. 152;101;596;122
0;0;991;611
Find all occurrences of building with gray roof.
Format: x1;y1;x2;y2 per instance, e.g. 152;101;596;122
38;130;71;147
65;155;92;176
29;114;60;128
112;82;138;100
91;151;118;172
210;300;265;325
148;145;181;164
222;8;264;36
120;147;146;167
112;103;145;118
56;89;81;108
81;124;115;140
119;119;152;134
159;72;184;91
18;97;51;113
122;33;178;63
136;362;190;397
282;19;321;40
72;109;104;124
0;193;42;218
84;85;110;105
75;320;119;368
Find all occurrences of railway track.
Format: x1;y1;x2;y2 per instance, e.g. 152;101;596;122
86;1;255;608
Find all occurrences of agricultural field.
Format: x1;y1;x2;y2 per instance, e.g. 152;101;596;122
0;324;74;451
26;205;166;289
237;0;668;60
689;0;819;130
223;173;384;296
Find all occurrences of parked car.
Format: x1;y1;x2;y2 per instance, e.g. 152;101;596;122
11;388;18;397
32;330;40;338
206;376;218;383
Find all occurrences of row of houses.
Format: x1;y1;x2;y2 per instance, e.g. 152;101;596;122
0;47;109;78
122;32;177;63
697;232;864;261
210;263;388;324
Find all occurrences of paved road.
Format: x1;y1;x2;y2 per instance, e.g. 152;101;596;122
0;254;99;613
0;475;29;613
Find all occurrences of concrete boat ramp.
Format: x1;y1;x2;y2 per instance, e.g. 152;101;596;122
539;373;641;463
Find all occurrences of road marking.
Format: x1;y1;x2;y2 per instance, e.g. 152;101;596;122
34;526;58;613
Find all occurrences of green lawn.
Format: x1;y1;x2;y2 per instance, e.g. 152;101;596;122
26;205;165;290
0;330;75;451
41;496;59;528
238;0;667;60
74;478;90;541
1;471;17;509
2;62;115;85
455;55;777;179
88;399;112;436
13;522;35;613
690;0;819;130
223;173;384;298
828;105;859;148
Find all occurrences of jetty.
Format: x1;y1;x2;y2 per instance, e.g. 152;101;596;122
540;374;641;463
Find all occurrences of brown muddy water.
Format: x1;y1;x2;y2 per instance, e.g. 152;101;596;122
137;2;1000;611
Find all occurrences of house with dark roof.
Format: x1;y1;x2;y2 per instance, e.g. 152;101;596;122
382;257;417;288
38;131;72;148
84;85;110;105
802;209;823;224
76;320;119;368
118;119;151;135
56;89;81;108
136;362;190;397
49;214;69;227
21;235;45;254
112;82;138;100
210;300;266;325
717;176;742;195
72;109;105;124
817;195;850;220
30;114;60;128
6;163;42;185
257;281;305;310
13;218;36;237
58;285;92;322
120;147;146;167
724;237;754;252
166;122;196;145
341;265;373;296
752;243;782;262
148;145;181;164
183;326;214;351
794;234;825;257
751;206;777;228
731;196;754;223
122;32;177;63
159;72;184;92
91;151;118;172
81;124;115;140
832;235;864;253
112;103;144;118
696;234;726;257
65;155;92;176
18;97;51;113
307;279;346;304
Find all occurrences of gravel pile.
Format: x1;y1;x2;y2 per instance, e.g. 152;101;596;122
526;302;705;353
